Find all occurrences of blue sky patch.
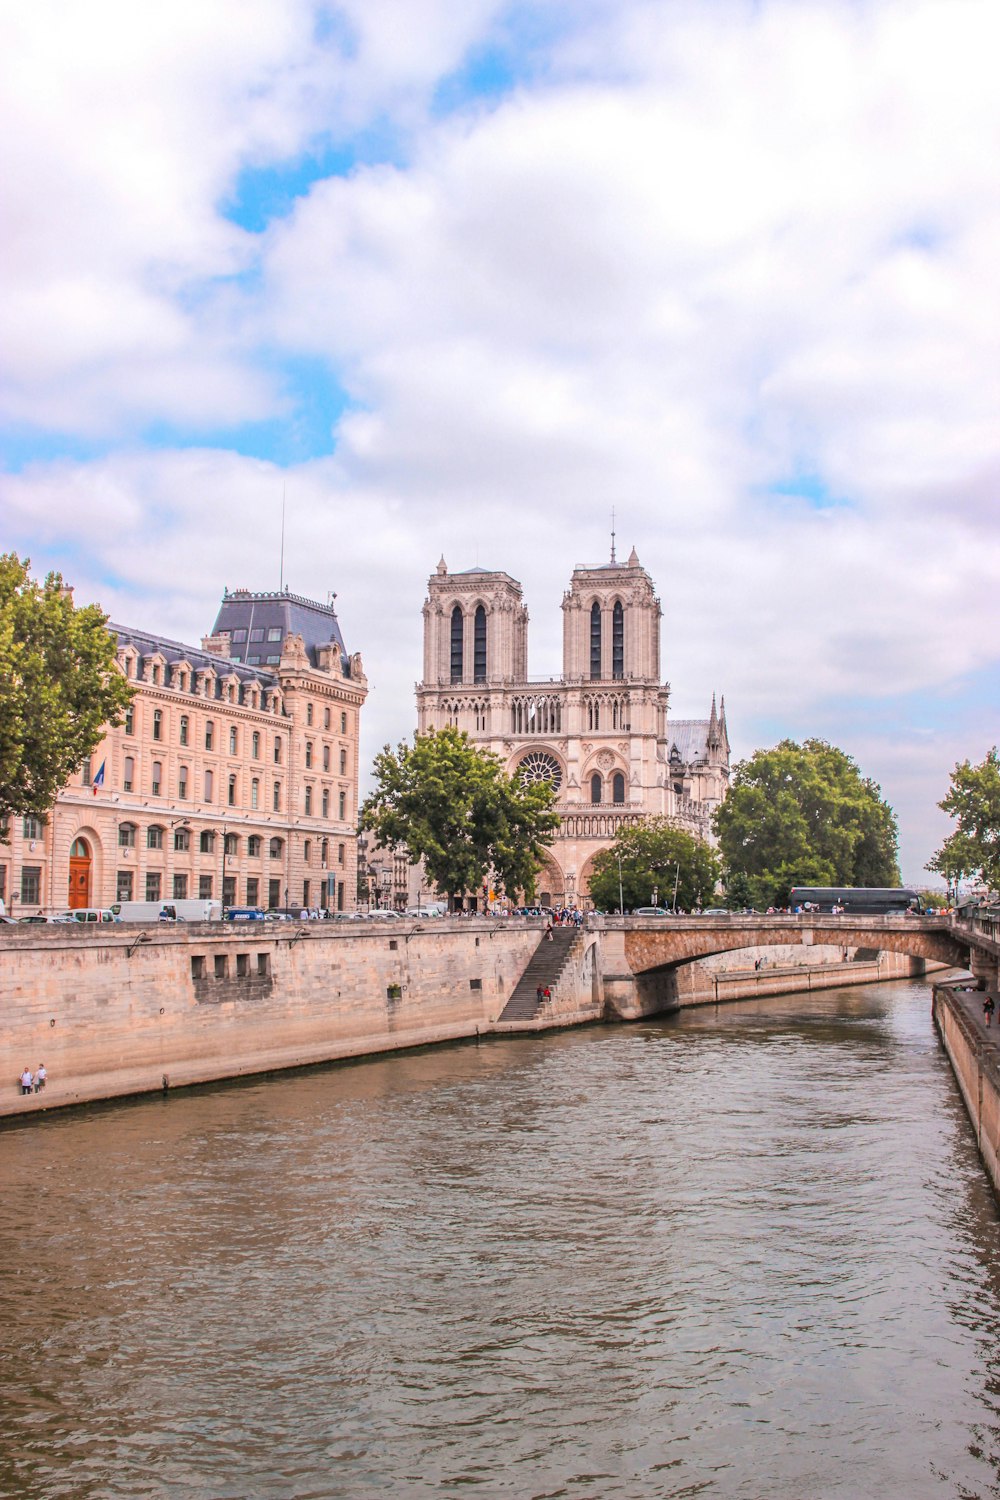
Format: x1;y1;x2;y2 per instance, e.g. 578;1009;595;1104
223;121;406;232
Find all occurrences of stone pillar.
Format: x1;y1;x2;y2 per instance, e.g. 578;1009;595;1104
968;949;999;990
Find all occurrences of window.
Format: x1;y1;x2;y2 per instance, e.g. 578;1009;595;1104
266;655;280;666
322;789;329;818
612;772;626;805
268;878;281;908
228;774;237;807
251;731;260;759
146;872;161;902
474;604;487;683
324;708;331;730
174;828;190;852
225;833;239;856
304;786;313;815
274;737;282;764
124;705;135;736
80;757;92;786
178;765;188;799
215;955;228;979
117;870;134;902
341;712;347;734
251;777;259;810
257;951;271;977
199;830;214;854
306;703;314;726
450;606;463;683
338;842;345;866
199;875;213;900
305;742;313;768
118;822;136;848
179;715;189;746
229;727;238;755
248;835;262;857
151;761;162;796
245;878;259;907
339;749;347;774
269;837;283;859
232;628;247;644
590;602;602;679
152;709;163;741
205;721;214;751
612;600;624;680
22;814;44;840
590;772;602;804
273;782;281;812
123;755;135;793
268;626;282;642
323;745;330;771
20;866;41;904
338;791;346;819
147;826;164;850
303;839;311;864
250;627;264;643
173;873;188;899
191;955;206;980
303;879;310;907
204;769;213;802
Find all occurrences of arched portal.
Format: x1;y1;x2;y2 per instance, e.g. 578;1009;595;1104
68;836;92;908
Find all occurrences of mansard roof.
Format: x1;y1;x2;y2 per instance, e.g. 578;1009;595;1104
110;624;278;688
211;587;349;670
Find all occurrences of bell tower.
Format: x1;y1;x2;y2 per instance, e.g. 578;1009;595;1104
562;545;660;683
420;558;528;690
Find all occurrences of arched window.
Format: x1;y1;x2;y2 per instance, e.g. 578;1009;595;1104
590;602;602;679
450;606;464;684
612;772;626;805
474;605;487;683
612;600;624;680
304;785;313;815
151;761;162;796
322;788;329;818
590;773;602;805
251;777;259;809
269;837;283;859
118;822;136;848
305;741;313;768
228;773;237;806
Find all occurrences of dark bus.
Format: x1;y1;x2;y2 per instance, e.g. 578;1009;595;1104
788;887;921;914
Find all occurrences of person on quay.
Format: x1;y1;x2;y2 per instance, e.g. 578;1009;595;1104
35;1063;46;1092
19;1068;32;1096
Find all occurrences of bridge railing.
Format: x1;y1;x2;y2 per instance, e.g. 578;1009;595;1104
954;909;1000;944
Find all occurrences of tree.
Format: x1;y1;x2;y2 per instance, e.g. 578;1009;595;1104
360;726;560;901
0;555;134;821
927;748;1000;893
588;818;721;913
713;738;900;909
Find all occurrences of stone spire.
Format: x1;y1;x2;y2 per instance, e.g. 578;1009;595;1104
627;546;639;567
436;555;447;575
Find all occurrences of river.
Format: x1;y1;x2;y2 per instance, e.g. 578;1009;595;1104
2;977;999;1498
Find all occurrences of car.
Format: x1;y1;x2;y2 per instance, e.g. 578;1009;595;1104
632;906;672;916
700;907;731;916
19;913;77;924
224;907;269;921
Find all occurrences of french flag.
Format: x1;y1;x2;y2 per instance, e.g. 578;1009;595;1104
93;760;106;795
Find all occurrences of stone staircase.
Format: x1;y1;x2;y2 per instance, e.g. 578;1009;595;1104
499;927;582;1022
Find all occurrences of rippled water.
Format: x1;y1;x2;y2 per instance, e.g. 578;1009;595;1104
2;978;1000;1498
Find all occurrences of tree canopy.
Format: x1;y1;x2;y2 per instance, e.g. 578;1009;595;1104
713;738;900;909
360;725;560;900
588;818;721;913
0;555;134;821
927;748;1000;893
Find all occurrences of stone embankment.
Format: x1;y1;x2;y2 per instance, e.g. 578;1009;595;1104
0;918;940;1119
933;980;1000;1199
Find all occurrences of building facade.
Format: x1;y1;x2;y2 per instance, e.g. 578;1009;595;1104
0;588;367;918
415;548;729;907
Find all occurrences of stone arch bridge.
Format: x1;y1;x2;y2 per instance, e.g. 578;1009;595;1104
595;913;988;1019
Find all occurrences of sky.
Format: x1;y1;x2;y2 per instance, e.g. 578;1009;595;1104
2;0;998;885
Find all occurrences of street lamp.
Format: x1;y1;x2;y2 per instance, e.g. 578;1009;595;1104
616;850;625;915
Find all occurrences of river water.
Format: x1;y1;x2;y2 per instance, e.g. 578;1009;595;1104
2;977;1000;1499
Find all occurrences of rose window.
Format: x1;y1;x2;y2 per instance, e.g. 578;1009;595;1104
517;751;562;794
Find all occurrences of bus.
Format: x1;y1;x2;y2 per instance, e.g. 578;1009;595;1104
788;887;921;914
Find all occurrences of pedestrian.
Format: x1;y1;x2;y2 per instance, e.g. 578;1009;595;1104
536;985;544;1005
985;996;995;1028
19;1067;32;1096
35;1063;46;1092
545;922;553;942
543;986;552;1003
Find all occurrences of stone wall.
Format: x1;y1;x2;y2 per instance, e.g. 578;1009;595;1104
933;983;1000;1199
0;921;541;1117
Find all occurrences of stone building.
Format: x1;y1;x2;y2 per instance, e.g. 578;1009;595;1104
415;548;729;907
0;587;367;918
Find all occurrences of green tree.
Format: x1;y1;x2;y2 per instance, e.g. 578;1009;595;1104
588;818;721;913
927;748;1000;892
360;726;560;901
713;738;900;909
0;555;134;821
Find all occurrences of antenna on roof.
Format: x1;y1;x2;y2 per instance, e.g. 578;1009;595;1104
279;484;286;592
610;506;617;564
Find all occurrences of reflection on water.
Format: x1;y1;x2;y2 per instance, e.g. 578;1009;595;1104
2;979;999;1498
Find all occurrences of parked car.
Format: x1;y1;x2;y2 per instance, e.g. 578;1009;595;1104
19;913;76;924
632;907;672;916
224;907;269;921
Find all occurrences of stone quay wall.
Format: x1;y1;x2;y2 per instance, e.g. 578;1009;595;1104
0;920;541;1118
933;982;1000;1200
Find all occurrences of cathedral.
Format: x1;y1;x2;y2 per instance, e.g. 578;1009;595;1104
415;547;730;908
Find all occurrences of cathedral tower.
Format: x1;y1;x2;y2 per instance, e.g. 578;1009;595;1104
561;546;660;682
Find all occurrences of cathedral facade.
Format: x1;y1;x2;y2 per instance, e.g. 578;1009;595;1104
416;548;729;908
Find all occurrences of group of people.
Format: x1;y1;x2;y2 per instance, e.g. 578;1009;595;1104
19;1064;46;1095
535;985;554;1005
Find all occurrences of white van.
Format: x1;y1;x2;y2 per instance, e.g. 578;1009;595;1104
67;908;120;924
112;899;222;922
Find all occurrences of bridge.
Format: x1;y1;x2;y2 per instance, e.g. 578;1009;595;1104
591;910;999;1019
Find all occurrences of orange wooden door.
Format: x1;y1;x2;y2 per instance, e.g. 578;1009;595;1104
68;856;91;908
